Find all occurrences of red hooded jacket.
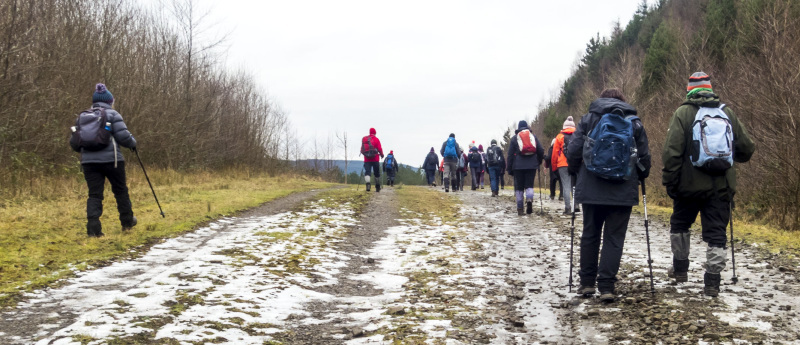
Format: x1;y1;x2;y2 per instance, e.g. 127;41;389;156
362;128;384;162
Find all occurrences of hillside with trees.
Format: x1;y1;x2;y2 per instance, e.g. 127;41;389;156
527;0;800;230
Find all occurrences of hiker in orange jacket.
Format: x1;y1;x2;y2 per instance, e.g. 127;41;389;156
552;116;578;214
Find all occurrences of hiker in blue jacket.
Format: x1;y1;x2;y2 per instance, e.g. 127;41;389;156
566;88;651;302
383;151;399;187
70;83;138;237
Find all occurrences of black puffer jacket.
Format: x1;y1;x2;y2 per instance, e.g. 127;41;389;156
70;102;137;164
423;151;439;170
566;98;651;206
506;121;544;172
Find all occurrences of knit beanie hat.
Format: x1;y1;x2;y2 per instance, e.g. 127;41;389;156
92;83;114;104
478;144;484;152
687;72;712;92
490;139;497;145
389;150;393;155
449;133;455;138
430;147;435;152
517;120;529;131
563;116;575;129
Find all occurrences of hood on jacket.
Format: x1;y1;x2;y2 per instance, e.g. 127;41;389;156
370;128;376;135
516;120;529;134
560;127;576;135
430;147;434;152
588;98;637;116
469;146;478;153
685;90;722;108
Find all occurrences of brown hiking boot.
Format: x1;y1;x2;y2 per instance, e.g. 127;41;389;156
517;208;524;216
704;273;721;297
599;291;615;303
668;267;688;283
577;286;595;296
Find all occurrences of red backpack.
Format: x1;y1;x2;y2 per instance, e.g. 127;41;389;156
361;135;378;158
516;129;537;155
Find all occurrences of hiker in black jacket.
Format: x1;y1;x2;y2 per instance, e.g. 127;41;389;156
507;120;544;215
485;139;506;197
566;88;651;302
423;148;439;186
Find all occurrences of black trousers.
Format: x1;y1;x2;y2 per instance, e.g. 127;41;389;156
386;168;396;183
83;162;134;227
425;169;436;185
579;204;632;292
363;161;381;180
549;169;561;198
670;197;729;248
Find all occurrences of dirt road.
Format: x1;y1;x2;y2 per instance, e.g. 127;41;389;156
1;186;799;344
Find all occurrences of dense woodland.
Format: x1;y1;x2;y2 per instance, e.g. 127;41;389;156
0;0;298;196
525;0;800;230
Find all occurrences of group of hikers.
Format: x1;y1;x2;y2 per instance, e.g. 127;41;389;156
74;71;753;301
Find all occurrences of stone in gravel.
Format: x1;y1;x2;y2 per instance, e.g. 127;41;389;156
400;248;406;253
704;333;720;341
688;325;699;333
512;318;525;327
587;310;600;317
366;258;375;264
720;333;732;338
387;306;405;315
345;326;365;338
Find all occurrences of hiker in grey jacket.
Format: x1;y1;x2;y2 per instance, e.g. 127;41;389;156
70;83;138;237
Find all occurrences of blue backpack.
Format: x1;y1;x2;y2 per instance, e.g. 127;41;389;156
444;137;457;158
582;112;640;181
385;155;394;168
690;105;733;175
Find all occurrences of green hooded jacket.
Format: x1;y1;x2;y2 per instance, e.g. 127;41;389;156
661;91;755;200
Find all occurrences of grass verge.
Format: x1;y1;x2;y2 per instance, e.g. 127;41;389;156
395;186;461;225
0;168;331;307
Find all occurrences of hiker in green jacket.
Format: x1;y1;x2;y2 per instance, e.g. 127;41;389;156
662;72;755;297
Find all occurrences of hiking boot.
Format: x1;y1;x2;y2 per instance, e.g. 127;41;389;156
526;202;533;215
599;291;615;302
577;285;595;296
668;267;688;283
87;219;102;237
481;186;485;189
376;184;381;192
122;216;138;232
704;272;721;297
558;196;564;201
517;208;524;216
366;183;371;191
445;188;450;193
574;206;581;213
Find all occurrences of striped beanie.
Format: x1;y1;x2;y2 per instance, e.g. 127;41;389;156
687;72;712;92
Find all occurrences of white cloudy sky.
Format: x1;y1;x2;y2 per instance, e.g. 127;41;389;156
180;0;647;163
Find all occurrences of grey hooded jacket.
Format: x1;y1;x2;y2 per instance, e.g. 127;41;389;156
70;102;137;164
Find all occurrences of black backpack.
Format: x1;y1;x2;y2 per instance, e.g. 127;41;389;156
469;152;481;165
70;108;111;151
561;133;573;158
487;147;500;166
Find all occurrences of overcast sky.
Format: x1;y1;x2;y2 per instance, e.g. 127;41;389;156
189;0;648;164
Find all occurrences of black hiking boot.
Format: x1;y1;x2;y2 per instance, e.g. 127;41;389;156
366;183;371;191
668;267;688;283
599;291;615;303
526;201;533;215
517;208;524;216
574;206;581;213
376;184;381;192
577;285;596;296
122;216;138;232
703;272;721;297
87;219;103;237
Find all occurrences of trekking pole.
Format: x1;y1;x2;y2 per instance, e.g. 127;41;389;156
133;148;165;218
730;200;739;284
640;180;655;295
569;184;576;292
537;166;544;214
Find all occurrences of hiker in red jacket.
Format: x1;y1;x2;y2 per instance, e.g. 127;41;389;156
361;128;384;192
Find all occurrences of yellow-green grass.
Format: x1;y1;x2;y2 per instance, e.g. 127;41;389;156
0;168;331;307
396;186;461;224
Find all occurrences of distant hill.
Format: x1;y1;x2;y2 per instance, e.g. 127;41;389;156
297;160;419;175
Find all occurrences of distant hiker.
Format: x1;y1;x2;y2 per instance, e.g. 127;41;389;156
423;148;439;186
662;72;755;297
552;116;578;214
361;128;385;192
459;149;468;191
499;161;506;190
69;83;138;237
485;139;506;197
566;88;651;302
468;146;483;190
478;144;488;189
544;138;562;201
506;120;544;215
439;133;462;192
439;158;445;188
383;151;399;187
